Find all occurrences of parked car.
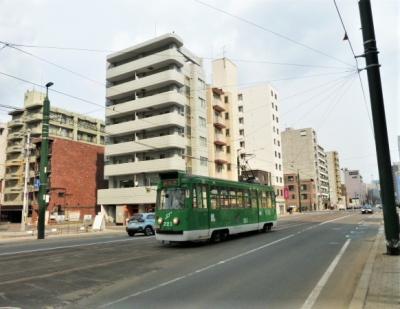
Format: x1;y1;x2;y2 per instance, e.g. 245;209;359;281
126;213;155;237
361;205;373;214
338;204;346;211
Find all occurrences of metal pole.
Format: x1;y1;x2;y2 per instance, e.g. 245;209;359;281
20;129;31;232
297;170;302;213
358;0;399;255
37;82;53;239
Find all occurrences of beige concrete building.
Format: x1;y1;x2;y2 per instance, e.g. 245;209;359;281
2;90;105;222
282;127;329;210
326;151;343;208
0;123;8;208
342;168;367;206
98;34;208;223
207;58;238;180
237;85;285;215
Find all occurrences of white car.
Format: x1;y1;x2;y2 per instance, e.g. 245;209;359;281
338;205;346;211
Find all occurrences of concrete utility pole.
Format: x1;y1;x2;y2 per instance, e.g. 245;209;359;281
37;82;53;240
358;0;399;255
20;129;31;232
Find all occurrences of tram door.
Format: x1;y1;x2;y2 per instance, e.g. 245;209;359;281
192;184;210;233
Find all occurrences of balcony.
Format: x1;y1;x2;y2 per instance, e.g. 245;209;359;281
213;115;226;129
25;113;42;123
29;127;42;136
106;134;185;157
212;99;225;112
6;158;22;166
106;69;184;100
107;112;185;136
214;133;226;146
4;187;23;194
104;156;185;177
106;91;186;118
8;132;24;140
8;119;24;127
6;145;23;153
215;151;227;164
107;49;185;82
5;172;22;180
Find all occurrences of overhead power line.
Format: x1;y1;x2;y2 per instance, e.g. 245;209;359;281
2;40;350;71
332;0;373;132
0;41;105;87
193;0;355;68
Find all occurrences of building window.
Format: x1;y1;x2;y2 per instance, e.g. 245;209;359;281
238;106;243;112
238;94;243;101
300;130;307;136
288;185;295;191
199;116;206;127
225;113;229;120
275;94;277;100
276;116;279;123
274;138;276;145
275;105;278;111
276;176;279;183
199;97;206;108
275;163;278;170
279;164;281;171
227;163;231;171
271;90;273;97
224;96;229;103
277;140;280;146
288;175;294;182
226;146;231;153
273;126;276;132
272;102;274;109
278;152;281;158
291;194;296;199
240;141;245;148
275;151;277;157
301;194;308;200
239;129;244;136
226;129;230;137
200;136;207;147
239;117;244;124
277;128;279;134
200;156;208;166
272;114;275;120
280;177;283;183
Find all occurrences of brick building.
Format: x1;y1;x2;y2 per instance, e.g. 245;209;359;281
284;173;317;211
31;138;106;221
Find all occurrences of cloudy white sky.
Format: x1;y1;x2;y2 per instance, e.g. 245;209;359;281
0;0;399;182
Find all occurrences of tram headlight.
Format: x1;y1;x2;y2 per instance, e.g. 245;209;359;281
157;217;163;225
172;217;180;225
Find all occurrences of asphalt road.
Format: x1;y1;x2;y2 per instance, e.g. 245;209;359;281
0;211;382;309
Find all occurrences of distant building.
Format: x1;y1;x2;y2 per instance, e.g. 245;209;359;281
326;151;343;208
282;128;329;210
284;173;317;211
207;58;239;181
366;180;381;205
0;123;8;212
237;84;285;214
2;90;105;222
392;163;400;205
342;169;367;206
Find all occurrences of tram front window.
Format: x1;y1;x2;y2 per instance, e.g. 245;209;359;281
159;188;186;209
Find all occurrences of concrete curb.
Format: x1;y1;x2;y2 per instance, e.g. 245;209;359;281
349;225;383;309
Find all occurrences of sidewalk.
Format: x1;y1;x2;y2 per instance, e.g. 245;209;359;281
350;226;400;308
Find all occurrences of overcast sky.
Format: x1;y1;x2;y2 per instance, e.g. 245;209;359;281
0;0;399;183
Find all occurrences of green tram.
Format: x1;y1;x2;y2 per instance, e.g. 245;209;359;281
155;172;277;242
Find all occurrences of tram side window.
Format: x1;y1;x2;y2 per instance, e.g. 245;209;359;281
266;191;273;208
192;188;197;208
237;190;243;208
202;186;208;209
229;190;237;208
251;190;258;208
243;190;251;208
261;191;268;208
210;188;219;209
192;186;203;208
220;189;229;208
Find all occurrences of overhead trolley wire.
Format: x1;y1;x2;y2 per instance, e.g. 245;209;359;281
332;0;374;132
193;0;355;68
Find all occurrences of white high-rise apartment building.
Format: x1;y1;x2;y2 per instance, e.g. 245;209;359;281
0;123;7;207
98;34;208;223
237;85;285;214
342;169;367;206
282;128;329;210
207;58;239;181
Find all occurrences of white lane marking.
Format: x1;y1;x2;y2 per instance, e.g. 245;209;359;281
100;213;353;308
100;233;296;308
0;236;154;257
301;239;351;309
